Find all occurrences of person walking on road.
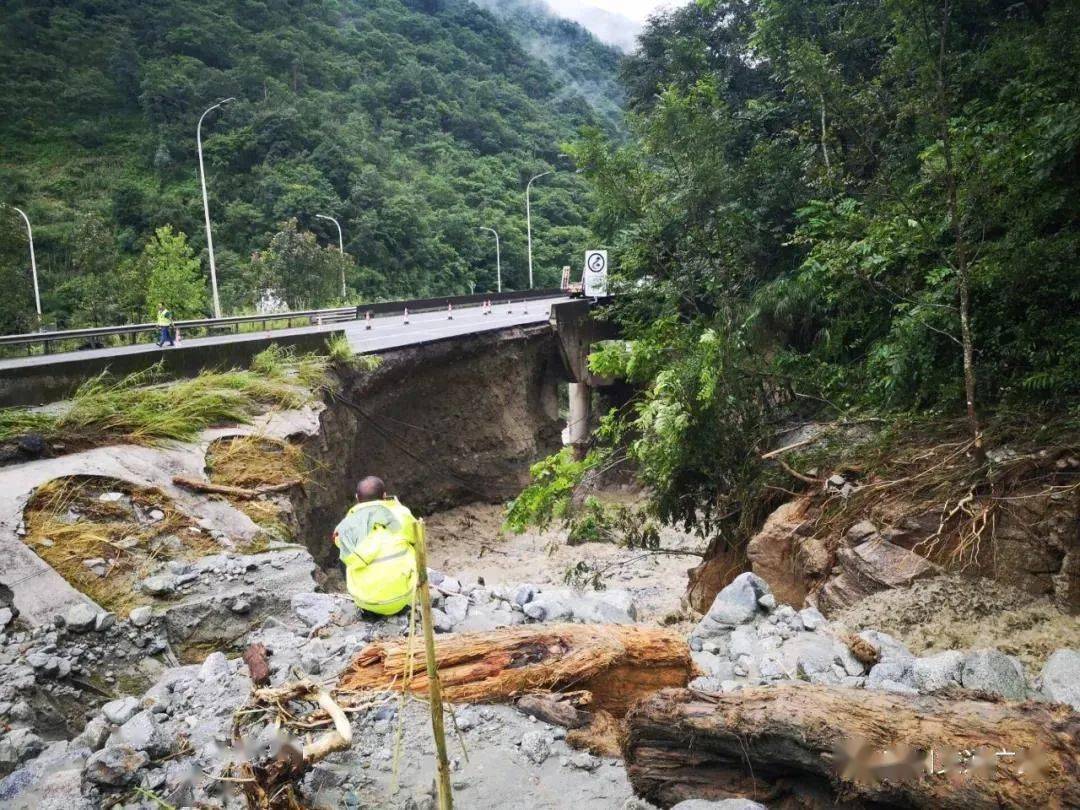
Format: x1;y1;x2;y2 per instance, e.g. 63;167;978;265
333;476;419;616
156;303;175;347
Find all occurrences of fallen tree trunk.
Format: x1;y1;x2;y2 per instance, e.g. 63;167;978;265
336;623;694;717
172;475;299;499
624;685;1080;809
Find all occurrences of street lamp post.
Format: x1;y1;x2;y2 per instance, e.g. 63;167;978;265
197;97;235;319
478;226;501;293
525;170;553;290
9;206;41;327
315;214;347;298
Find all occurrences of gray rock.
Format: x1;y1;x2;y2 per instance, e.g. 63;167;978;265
82;558;106;577
858;630;914;665
622;800;660;810
0;728;44;765
430;608;455;633
291;592;358;628
74;717;110;751
728;626;757;660
198;651;230;683
102;696;140;726
98;492;124;503
520;730;549;765
705;573;768;627
440;577;462;594
912;650;964;693
525;593;572;622
141;575;176;597
128;606;153;627
576;589;637;624
867;660;914;690
845;520;879;545
443;595;470;625
757;593;777;611
94;611;116;632
116;711;170;757
1039;649;1080;710
672;801;768;810
961;649;1027;700
84;744;148;786
64;603;98;633
566;752;601;771
513;585;536;606
798;607;826;631
452;707;480;732
0;607;13;630
147;509;165;522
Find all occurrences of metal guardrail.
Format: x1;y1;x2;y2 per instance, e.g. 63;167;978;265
0;289;563;356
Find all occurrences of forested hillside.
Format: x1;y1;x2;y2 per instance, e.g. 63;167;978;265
472;0;626;131
547;0;1079;549
0;0;616;332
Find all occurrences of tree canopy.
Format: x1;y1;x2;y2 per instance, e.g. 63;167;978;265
565;0;1079;546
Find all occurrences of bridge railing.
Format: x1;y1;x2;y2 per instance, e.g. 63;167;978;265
0;288;562;358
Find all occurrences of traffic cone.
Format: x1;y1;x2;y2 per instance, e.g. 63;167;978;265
523;298;528;314
365;311;372;330
447;302;453;320
403;307;410;325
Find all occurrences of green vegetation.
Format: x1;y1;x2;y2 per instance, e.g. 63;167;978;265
0;346;327;447
0;0;619;333
514;0;1080;561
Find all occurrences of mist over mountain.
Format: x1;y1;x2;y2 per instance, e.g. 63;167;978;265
545;1;643;52
471;0;627;132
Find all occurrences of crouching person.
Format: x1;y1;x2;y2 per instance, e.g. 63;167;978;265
333;476;418;616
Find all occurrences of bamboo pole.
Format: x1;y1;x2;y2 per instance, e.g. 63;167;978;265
414;520;453;810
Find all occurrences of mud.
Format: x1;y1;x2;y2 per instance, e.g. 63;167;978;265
832;573;1080;670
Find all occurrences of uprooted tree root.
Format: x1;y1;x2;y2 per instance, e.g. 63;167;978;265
786;418;1080;574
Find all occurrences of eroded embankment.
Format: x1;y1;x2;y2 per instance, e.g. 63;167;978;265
293;325;565;568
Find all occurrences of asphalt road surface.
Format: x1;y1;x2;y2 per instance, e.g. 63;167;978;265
0;296;571;372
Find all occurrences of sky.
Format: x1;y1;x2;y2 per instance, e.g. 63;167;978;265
557;0;679;22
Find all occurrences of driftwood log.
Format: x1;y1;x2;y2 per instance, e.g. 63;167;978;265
624;685;1080;809
172;475;299;499
336;623;694;716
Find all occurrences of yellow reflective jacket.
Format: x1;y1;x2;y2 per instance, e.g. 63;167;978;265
156;308;172;327
333;497;417;615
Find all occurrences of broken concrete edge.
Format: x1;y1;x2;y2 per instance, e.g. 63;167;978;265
0;409;322;627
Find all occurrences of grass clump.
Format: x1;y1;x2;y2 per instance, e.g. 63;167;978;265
0;346;331;452
23;476;216;615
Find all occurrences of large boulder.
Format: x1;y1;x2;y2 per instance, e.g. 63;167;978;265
1038;649;1080;710
818;538;938;615
746;499;815;606
960;649;1027;700
692;573;770;640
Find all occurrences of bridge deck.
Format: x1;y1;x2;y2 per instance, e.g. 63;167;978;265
0;296;570;373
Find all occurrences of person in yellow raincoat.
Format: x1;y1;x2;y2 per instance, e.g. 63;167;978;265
333;476;418;615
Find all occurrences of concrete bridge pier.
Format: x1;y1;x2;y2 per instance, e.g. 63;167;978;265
567;381;592;458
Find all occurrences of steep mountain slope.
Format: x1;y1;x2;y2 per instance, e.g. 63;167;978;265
472;0;627;130
0;0;614;331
